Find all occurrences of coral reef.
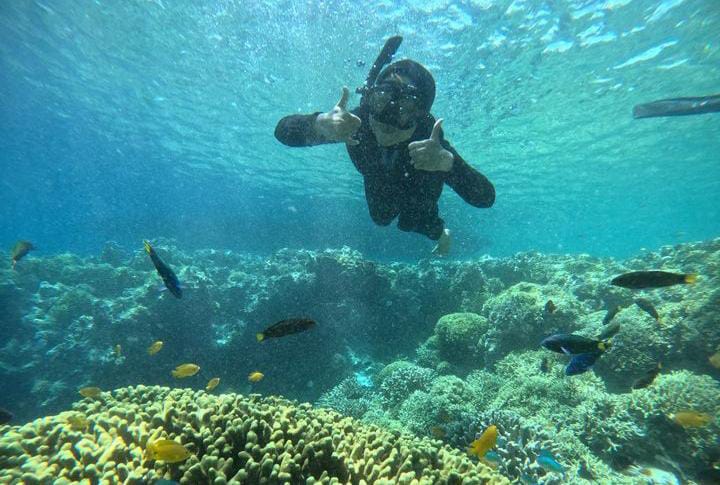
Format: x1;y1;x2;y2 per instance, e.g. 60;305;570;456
0;385;509;484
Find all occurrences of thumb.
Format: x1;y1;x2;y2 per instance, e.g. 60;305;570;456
336;86;350;110
430;118;443;141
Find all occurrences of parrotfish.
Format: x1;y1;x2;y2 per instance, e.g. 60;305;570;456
611;270;696;289
565;352;602;376
256;318;316;342
541;334;611;355
144;241;182;298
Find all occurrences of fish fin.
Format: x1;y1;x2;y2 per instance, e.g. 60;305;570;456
256;333;264;342
684;273;697;284
560;346;571;355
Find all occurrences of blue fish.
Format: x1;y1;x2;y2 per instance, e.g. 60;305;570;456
565;352;601;376
537;450;565;479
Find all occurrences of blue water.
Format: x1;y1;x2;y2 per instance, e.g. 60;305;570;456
1;0;718;260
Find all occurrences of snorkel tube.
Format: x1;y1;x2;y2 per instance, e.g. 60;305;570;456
357;35;403;105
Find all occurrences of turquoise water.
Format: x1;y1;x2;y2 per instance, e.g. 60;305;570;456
1;0;718;259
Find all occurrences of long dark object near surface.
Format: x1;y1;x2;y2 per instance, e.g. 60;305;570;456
633;94;720;119
357;35;403;96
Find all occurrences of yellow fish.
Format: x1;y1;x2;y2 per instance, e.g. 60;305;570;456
468;425;498;459
147;340;164;355
114;344;122;358
78;387;103;399
145;439;191;463
248;371;264;383
671;411;713;428
206;377;220;391
171;363;200;378
709;351;720;369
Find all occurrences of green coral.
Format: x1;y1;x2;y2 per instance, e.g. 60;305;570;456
434;313;490;370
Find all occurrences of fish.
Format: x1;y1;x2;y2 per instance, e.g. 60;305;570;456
206;377;220;391
544;300;556;314
0;407;13;425
65;413;89;431
144;241;182;298
145;439;191;463
565;352;602;376
481;450;501;469
248;371;264;383
171;363;200;378
611;270;696;289
78;387;103;398
633;94;720;119
602;305;622;325
632;363;662;390
147;340;164;355
10;240;34;269
536;450;565;478
467;425;498;459
670;410;713;428
541;333;611;355
709;351;720;369
114;344;122;358
635;298;660;322
256;318;316;342
598;321;621;340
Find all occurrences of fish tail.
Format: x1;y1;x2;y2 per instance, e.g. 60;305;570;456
600;340;612;351
684;273;697;284
143;240;152;254
256;333;264;342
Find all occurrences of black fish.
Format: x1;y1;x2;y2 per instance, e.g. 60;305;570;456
632;362;662;389
144;241;182;299
256;318;316;342
611;270;696;289
541;334;611;355
635;298;660;321
0;407;13;425
566;352;602;376
602;305;621;325
598;321;621;340
10;240;34;269
545;300;556;314
633;94;720;119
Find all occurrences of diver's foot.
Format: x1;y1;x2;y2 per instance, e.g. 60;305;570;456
432;228;451;256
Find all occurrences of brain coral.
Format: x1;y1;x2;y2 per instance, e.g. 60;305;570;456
0;385;508;484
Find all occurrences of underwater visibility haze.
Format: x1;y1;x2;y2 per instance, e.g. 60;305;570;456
1;0;719;483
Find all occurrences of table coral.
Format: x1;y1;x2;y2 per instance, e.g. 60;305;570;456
0;385;509;484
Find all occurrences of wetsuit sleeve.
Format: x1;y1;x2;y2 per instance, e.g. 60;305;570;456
274;112;335;147
441;138;495;208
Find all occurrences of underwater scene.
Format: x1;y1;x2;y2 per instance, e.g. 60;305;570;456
1;0;719;484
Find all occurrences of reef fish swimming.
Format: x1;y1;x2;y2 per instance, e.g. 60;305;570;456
467;424;498;459
611;270;696;289
0;407;13;425
597;321;621;341
248;371;264;383
144;241;182;298
634;298;660;322
541;334;611;355
632;362;662;390
670;410;713;428
171;363;200;378
10;240;34;269
206;377;220;391
536;450;565;479
256;318;316;342
602;305;622;325
78;387;102;398
565;352;602;376
145;439;191;463
147;340;163;355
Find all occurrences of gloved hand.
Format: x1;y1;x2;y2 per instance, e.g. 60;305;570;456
409;119;454;172
315;87;362;145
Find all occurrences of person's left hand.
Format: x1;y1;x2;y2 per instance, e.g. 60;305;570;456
408;119;454;172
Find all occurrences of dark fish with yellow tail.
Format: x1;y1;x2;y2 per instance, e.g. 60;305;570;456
632;362;662;389
635;298;660;322
256;318;316;342
611;270;696;289
602;305;622;325
143;241;182;298
541;333;612;355
10;240;34;269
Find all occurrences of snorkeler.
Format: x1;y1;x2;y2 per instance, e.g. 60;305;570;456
274;36;495;256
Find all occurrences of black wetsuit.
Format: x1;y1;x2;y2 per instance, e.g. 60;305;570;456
274;104;495;240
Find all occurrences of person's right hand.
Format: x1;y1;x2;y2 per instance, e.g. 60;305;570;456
315;87;362;145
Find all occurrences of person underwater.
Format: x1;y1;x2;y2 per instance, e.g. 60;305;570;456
274;36;495;256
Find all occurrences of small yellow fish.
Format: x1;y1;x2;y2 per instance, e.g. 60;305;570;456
171;363;200;378
248;371;264;383
145;439;191;463
468;425;498;459
709;351;720;369
671;411;713;428
65;413;89;431
206;377;220;391
147;340;164;356
78;387;102;399
114;344;122;358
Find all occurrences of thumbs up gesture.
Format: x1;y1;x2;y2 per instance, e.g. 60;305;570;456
408;119;454;172
315;86;362;145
